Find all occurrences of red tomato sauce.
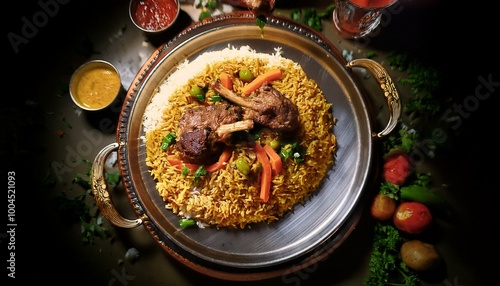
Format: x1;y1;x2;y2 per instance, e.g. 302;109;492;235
132;0;178;31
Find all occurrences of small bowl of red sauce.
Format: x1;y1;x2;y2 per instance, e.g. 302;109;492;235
129;0;180;33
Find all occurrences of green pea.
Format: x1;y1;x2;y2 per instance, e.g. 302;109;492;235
235;157;251;175
269;138;280;150
239;69;254;82
189;85;204;96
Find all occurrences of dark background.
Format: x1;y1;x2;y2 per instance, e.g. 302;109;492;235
3;0;498;285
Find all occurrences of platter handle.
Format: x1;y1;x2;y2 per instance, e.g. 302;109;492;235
91;142;143;228
346;58;401;138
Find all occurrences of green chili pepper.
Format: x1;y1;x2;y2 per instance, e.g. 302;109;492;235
193;165;208;184
194;93;205;102
400;185;452;219
211;94;223;102
179;218;196;228
161;133;176;150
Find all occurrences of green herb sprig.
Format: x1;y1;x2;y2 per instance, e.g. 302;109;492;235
364;223;419;286
365;52;452;285
387;52;444;120
290;4;335;31
54;159;119;245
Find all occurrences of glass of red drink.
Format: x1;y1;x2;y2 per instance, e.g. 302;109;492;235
333;0;397;39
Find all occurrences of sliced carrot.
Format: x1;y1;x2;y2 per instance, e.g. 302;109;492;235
220;72;233;90
241;69;282;95
184;163;200;173
205;147;232;172
255;143;272;203
263;144;282;176
167;155;199;173
167;155;182;167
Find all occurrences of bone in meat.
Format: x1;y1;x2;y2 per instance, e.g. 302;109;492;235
221;0;275;15
210;80;299;132
176;103;253;165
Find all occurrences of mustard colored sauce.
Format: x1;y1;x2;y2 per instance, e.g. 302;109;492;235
75;67;120;109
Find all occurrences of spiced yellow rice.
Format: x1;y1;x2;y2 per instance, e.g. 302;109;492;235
143;45;336;229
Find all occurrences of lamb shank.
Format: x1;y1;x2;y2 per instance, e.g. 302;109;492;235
176;102;253;165
176;81;299;165
210;81;299;132
221;0;275;15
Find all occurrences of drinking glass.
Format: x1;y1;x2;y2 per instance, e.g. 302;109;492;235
333;0;398;39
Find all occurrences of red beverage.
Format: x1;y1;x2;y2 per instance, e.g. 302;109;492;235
333;0;396;39
350;0;394;8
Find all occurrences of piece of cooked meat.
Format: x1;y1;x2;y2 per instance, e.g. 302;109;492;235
221;0;275;15
176;102;253;164
210;80;299;132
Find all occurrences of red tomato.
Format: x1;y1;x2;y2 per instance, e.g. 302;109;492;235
383;152;412;185
393;202;432;234
370;193;396;221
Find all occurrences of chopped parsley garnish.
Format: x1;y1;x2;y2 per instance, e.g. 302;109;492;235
364;223;419;286
54;159;118;245
196;0;219;21
378;181;400;200
364;51;452;285
199;10;211;21
193;165;208;184
182;165;190;177
290;4;335;31
280;142;305;163
383;125;419;154
387;52;444;119
365;51;377;59
256;15;267;37
205;0;218;9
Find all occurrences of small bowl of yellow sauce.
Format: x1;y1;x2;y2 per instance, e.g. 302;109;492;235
70;60;122;111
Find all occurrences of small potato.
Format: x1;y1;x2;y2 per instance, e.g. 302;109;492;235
370;193;396;221
400;240;441;272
